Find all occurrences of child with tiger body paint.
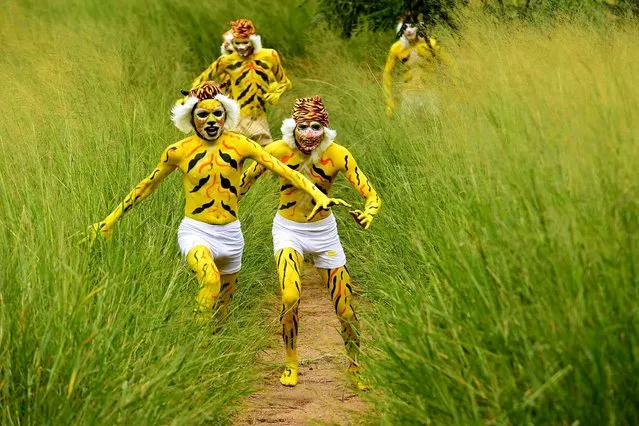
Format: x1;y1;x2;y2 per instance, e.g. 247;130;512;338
383;12;451;117
239;97;381;388
89;82;349;324
192;19;292;146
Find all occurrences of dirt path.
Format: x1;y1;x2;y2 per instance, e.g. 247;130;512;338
234;266;368;425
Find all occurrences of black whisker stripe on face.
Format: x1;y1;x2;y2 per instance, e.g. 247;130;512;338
190;175;211;193
187;151;207;173
192;200;215;215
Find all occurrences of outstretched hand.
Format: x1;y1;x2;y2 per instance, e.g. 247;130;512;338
306;197;351;221
264;92;282;105
82;221;112;246
349;209;374;230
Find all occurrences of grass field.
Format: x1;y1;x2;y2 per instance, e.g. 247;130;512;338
1;1;638;424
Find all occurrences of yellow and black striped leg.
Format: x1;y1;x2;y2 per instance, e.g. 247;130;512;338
186;245;221;325
319;266;368;390
275;248;303;386
217;273;238;323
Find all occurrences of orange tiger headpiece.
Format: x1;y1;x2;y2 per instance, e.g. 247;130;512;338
281;96;336;160
291;96;330;127
223;19;262;56
229;19;256;39
171;81;240;134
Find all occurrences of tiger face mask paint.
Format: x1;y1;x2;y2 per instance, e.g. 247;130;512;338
294;121;324;155
232;38;253;57
403;24;418;42
193;99;226;141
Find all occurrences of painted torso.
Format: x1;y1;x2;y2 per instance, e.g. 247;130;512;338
390;39;441;88
217;49;286;119
266;141;360;223
166;132;251;224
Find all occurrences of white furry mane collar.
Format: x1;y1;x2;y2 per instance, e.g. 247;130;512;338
249;34;262;54
280;118;336;165
171;94;240;134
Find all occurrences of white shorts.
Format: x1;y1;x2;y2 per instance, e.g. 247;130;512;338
177;217;244;275
272;213;346;269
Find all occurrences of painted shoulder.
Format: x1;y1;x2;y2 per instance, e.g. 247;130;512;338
256;48;281;62
161;136;196;163
222;130;252;145
390;40;406;55
323;142;352;167
256;47;277;56
267;139;294;156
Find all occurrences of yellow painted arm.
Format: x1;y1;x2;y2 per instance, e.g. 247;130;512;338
264;51;292;105
192;56;224;88
91;145;179;238
383;48;398;116
342;149;381;229
239;161;268;198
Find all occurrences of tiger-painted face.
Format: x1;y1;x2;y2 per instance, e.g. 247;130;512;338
404;23;418;41
232;38;253;57
193;99;226;141
294;121;324;155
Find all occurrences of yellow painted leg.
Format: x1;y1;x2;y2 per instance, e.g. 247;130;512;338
217;273;238;322
275;248;303;386
186;245;221;324
319;266;368;391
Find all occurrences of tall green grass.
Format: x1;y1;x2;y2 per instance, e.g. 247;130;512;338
0;1;308;424
319;15;639;426
1;0;638;424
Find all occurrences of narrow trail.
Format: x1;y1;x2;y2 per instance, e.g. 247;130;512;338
234;266;369;425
